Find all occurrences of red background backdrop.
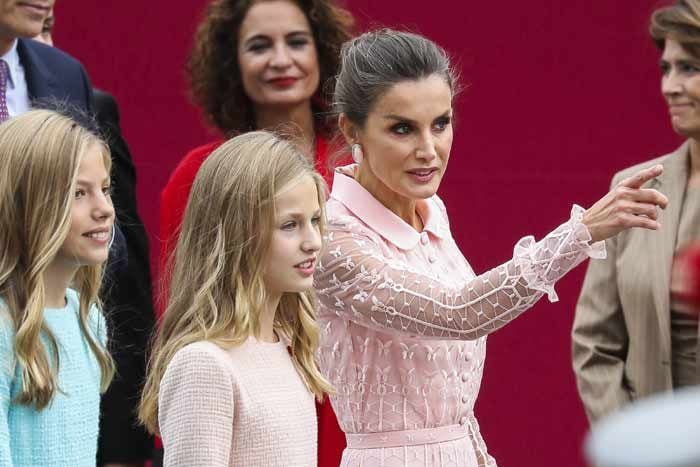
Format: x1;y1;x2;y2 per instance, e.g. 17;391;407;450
58;1;679;466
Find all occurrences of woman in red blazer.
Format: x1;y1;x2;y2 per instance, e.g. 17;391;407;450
156;1;354;466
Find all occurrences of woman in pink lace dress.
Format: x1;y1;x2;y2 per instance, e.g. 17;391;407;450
313;29;669;467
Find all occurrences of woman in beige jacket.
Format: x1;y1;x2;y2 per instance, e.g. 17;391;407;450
573;0;700;423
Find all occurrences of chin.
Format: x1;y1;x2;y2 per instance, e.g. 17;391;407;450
265;87;314;102
298;280;314;292
17;26;43;37
80;253;110;267
290;279;314;293
405;185;440;200
673;126;696;139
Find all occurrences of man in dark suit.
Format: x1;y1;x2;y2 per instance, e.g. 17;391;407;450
33;9;156;467
2;1;123;275
0;1;90;115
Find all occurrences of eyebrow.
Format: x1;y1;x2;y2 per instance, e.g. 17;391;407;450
382;111;452;123
659;57;700;65
76;177;110;186
278;209;321;218
243;30;312;45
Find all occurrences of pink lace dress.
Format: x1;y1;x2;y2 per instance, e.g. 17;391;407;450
314;166;606;467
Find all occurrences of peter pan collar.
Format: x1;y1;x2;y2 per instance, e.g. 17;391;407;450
330;164;446;250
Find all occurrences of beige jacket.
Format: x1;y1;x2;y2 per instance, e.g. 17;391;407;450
572;142;695;424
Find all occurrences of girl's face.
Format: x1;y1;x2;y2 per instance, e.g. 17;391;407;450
54;146;114;270
263;175;322;297
349;74;454;206
237;0;320;111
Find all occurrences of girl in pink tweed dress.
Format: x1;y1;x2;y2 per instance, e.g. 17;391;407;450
138;132;333;467
313;29;669;467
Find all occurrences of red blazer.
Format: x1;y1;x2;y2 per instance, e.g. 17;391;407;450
156;134;346;467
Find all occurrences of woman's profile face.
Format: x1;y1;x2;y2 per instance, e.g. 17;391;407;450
354;74;453;202
661;38;700;139
237;0;320;111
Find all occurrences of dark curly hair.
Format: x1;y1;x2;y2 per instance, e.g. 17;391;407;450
187;0;354;137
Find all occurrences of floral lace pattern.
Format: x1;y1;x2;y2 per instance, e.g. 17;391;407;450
314;167;605;467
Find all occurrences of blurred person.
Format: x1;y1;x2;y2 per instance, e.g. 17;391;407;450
585;386;700;467
34;9;156;467
671;243;700;314
573;0;700;424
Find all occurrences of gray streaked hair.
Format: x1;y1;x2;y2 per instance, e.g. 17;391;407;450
332;28;460;127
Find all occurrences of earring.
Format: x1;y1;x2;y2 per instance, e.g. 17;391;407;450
108;226;115;249
351;143;364;164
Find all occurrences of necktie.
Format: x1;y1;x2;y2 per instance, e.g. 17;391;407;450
0;59;10;122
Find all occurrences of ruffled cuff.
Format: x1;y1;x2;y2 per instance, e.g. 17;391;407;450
569;204;607;259
513;204;607;302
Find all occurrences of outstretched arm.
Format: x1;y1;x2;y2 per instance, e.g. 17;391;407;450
316;165;666;340
316;204;603;340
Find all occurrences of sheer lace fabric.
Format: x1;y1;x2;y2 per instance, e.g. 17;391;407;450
314;167;605;467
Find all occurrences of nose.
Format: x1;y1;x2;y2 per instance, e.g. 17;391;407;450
270;43;293;69
302;223;322;253
662;68;683;98
415;131;438;162
93;190;115;224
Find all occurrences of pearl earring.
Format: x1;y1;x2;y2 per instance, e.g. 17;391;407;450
108;226;115;249
351;143;364;164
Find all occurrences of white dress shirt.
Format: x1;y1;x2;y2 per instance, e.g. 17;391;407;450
1;39;30;117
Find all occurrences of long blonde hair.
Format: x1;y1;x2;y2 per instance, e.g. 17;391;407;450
139;131;333;434
0;109;115;409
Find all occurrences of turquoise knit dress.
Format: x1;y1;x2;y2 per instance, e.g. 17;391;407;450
0;288;107;466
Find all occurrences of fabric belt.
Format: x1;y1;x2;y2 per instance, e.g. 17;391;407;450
345;424;468;449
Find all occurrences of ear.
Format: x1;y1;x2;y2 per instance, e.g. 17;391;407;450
338;113;358;145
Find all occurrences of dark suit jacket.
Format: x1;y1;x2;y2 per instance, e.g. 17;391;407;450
17;37;93;115
94;89;155;463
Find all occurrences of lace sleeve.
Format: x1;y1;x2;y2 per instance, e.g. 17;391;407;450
467;413;497;466
315;205;605;340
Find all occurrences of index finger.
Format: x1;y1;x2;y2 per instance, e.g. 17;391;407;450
618;164;664;189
